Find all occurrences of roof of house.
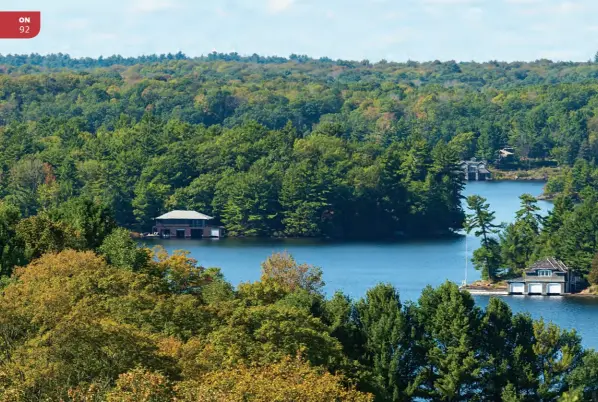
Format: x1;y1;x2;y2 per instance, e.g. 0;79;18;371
461;159;487;166
155;210;213;220
500;149;515;157
478;168;491;174
527;257;569;272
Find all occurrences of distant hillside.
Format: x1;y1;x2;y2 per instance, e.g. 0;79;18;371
1;52;598;232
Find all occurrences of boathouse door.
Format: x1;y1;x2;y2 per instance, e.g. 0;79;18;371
510;283;524;294
528;283;542;294
176;229;186;239
547;283;562;295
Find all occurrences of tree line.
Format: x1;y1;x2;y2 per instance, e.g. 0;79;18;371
0;118;465;238
2;55;598;234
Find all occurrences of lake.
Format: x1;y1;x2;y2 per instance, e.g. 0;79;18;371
145;181;598;350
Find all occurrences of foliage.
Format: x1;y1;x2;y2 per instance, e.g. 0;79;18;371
49;197;117;249
99;227;151;271
105;368;174;402
175;356;373;402
590;253;598;285
0;246;591;401
500;194;543;275
354;284;418;400
465;195;503;280
15;213;82;260
18;54;598;238
0;201;26;277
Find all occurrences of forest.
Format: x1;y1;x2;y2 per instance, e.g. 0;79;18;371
3;54;598;236
3;53;598;399
0;220;595;401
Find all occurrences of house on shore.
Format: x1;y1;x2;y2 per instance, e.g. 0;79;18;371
507;257;579;296
461;158;492;181
152;210;224;239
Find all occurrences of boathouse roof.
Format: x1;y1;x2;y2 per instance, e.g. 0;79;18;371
155;210;213;220
461;158;488;166
528;257;569;272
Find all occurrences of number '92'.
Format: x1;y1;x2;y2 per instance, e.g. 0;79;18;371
19;26;30;34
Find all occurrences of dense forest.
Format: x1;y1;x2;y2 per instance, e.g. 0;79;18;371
3;53;598;399
3;54;598;235
0;231;596;401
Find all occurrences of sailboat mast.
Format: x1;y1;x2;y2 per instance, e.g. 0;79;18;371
465;233;468;285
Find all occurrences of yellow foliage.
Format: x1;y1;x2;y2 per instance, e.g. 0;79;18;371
150;246;206;293
106;368;173;402
175;356;373;402
259;251;324;294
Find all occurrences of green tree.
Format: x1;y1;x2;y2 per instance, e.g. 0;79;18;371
533;319;584;400
212;167;281;237
465;195;503;280
16;214;82;260
479;298;537;399
355;284;420;401
50;197;117;249
0;202;26;277
566;350;598;401
500;194;544;274
554;195;598;276
132;181;171;232
98;228;150;272
415;282;482;400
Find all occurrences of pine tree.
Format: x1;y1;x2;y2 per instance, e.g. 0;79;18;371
465;195;504;281
355;284;421;400
501;194;544;274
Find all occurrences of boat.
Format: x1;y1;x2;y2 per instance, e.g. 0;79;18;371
143;232;161;239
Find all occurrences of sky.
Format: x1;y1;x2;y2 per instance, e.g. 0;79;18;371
0;0;597;62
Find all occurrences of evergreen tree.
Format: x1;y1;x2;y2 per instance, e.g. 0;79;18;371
465;195;504;281
49;197;117;249
355;284;421;401
500;194;543;274
532;194;575;261
554;194;598;276
415;282;482;400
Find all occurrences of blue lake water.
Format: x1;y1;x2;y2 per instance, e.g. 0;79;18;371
145;181;598;350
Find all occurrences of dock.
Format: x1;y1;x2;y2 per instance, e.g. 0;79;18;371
461;287;508;296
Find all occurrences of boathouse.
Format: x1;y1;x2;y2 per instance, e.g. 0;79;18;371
153;210;224;239
461;158;491;181
507;257;578;295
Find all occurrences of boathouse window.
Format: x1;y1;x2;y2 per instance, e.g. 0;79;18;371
538;270;552;277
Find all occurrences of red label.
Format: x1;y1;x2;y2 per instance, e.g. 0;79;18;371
0;12;41;39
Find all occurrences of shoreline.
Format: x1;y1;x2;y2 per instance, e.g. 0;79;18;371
461;282;598;298
490;166;559;182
